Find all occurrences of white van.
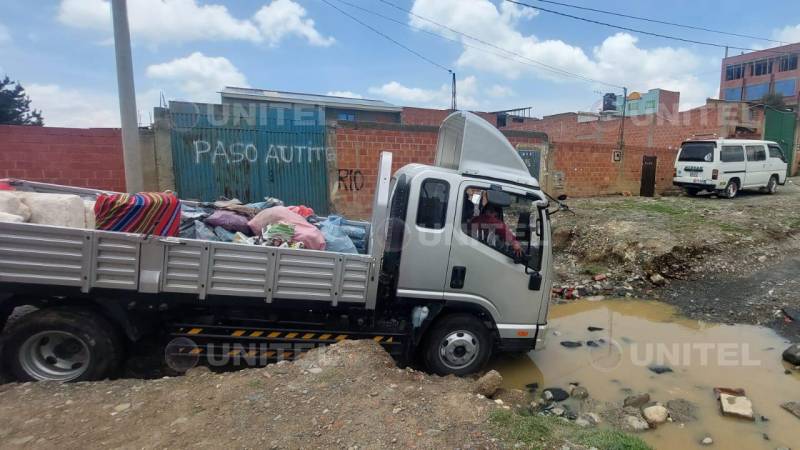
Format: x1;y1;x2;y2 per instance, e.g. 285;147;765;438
672;139;788;198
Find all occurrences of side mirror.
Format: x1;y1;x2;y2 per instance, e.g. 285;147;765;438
526;246;542;271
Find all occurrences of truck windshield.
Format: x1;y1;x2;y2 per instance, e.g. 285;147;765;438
678;143;715;162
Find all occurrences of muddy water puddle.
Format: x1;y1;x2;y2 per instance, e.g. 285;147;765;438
492;299;800;449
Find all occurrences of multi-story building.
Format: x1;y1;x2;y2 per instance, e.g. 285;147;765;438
720;42;800;107
603;88;680;117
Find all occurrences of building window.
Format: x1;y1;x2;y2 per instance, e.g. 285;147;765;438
745;83;769;101
416;179;449;229
778;54;799;72
774;78;797;97
726;64;745;80
753;60;771;76
724;87;742;101
336;111;356;121
644;100;656;111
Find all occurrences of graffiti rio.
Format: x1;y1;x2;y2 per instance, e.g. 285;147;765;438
193;140;327;165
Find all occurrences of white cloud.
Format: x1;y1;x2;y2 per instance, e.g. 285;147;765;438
57;0;332;47
774;24;800;43
486;84;513;98
145;52;248;103
369;76;479;109
254;0;334;47
27;84;120;128
326;91;363;99
0;22;10;44
409;0;713;109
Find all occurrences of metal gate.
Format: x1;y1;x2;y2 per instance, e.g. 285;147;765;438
169;110;330;214
763;108;797;176
640;155;657;197
518;145;545;179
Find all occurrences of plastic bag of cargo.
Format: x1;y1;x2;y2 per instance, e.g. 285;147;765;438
0;212;24;223
340;223;367;241
204;210;251;234
14;192;86;228
0;192;31;221
213;226;235;242
232;232;256;245
194;220;218;241
248;206;325;250
319;215;358;254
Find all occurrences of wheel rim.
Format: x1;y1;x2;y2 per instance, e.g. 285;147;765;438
438;330;480;370
18;331;91;381
727;183;737;198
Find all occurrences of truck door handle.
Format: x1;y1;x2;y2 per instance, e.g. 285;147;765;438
450;266;466;289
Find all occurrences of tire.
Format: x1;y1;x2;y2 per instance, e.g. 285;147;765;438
685;188;699;197
2;308;123;382
721;180;738;199
766;176;778;195
422;313;492;376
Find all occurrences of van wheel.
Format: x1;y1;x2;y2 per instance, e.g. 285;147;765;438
766;176;778;194
2;308;122;382
422;313;492;376
722;180;738;199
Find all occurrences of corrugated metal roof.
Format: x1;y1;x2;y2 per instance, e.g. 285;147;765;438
221;86;402;112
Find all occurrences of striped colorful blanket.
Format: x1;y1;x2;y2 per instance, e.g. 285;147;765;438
94;192;181;236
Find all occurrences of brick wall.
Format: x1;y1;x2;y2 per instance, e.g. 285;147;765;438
0;125;125;191
402;107;498;127
330;121;547;219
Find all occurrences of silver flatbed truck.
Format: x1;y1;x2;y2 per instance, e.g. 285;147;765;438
0;111;555;381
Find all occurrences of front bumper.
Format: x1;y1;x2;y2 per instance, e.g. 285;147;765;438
496;324;546;352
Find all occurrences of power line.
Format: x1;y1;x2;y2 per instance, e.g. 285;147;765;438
504;0;794;56
371;0;624;90
521;0;788;45
319;0;451;73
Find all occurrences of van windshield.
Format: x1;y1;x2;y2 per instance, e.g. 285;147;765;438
678;143;715;162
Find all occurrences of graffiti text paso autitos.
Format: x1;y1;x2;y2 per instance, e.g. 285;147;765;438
193;140;327;165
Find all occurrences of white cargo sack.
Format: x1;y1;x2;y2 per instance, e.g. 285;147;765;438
0;212;25;223
13;192;87;228
0;191;31;221
83;199;96;229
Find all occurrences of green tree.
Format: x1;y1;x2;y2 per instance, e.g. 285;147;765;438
759;92;787;110
0;76;43;125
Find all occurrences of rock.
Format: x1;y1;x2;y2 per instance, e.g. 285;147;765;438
472;370;503;398
185;365;211;377
624;415;650;432
570;386;589;400
578;412;601;426
649;274;666;286
593;274;607;282
114;403;131;413
783;343;800;366
587;326;604;332
642;404;669;425
307;367;323;374
575;418;591;427
648;365;673;374
757;255;767;263
701;436;713;445
550;406;565;416
780;401;800;419
542;388;569;402
666;399;698;423
718;393;754;421
560;341;583;348
624;393;651;408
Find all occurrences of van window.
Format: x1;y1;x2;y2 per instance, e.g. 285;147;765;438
720;146;745;162
745;145;766;162
678;143;715;162
416;179;449;229
768;145;786;162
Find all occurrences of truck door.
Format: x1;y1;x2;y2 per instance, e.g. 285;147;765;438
444;181;546;327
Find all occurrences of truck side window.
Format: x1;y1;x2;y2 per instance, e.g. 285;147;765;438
768;145;786;161
461;187;538;259
720;146;745;162
746;145;766;161
416;179;449;229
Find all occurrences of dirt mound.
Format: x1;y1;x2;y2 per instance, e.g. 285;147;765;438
0;340;501;449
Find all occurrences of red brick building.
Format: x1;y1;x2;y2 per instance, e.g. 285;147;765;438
720;42;800;107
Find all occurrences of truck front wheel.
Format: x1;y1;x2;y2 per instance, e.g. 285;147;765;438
2;308;122;382
422;313;492;376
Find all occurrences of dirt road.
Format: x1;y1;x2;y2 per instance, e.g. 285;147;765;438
552;178;800;338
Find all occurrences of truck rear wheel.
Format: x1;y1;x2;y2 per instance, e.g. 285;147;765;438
422;313;492;376
2;308;122;382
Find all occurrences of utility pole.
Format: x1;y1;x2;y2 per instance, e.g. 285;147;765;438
617;86;628;152
111;0;144;193
450;71;457;110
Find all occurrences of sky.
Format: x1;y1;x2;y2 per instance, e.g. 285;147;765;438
0;0;798;127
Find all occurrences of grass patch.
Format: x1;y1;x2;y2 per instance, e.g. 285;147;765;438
582;263;608;276
489;410;651;450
